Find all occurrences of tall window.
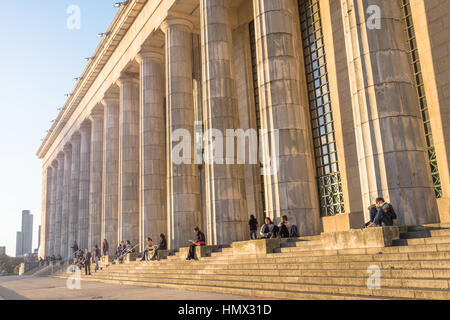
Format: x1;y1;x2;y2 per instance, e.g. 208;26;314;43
298;0;344;216
249;20;266;216
401;0;442;198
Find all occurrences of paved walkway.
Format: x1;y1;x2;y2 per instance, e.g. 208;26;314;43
0;276;257;300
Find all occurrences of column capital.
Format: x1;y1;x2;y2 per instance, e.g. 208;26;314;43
136;46;164;65
56;152;65;161
160;16;194;34
101;91;120;107
116;72;140;87
51;160;59;169
89;105;104;121
63;144;72;153
79;120;91;134
71;132;81;144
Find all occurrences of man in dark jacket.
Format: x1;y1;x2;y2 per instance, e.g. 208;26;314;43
186;227;206;261
84;248;92;275
369;198;395;227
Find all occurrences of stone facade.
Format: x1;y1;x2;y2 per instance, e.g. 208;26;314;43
38;0;450;258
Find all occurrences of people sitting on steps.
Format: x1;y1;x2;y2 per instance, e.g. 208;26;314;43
150;233;167;261
367;197;397;228
186;227;206;261
259;217;279;239
249;215;258;240
140;237;154;261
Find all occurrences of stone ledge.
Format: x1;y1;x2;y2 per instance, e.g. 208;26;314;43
231;239;281;256
321;227;401;250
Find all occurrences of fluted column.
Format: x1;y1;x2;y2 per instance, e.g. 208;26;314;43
43;166;53;257
48;160;58;255
161;18;202;250
78;121;91;250
136;48;166;251
54;152;65;255
200;1;248;245
117;74;140;246
101;90;120;252
89;106;104;249
60;144;72;258
252;0;320;235
341;0;438;225
69;133;81;253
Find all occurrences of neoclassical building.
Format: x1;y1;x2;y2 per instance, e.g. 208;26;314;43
38;0;450;258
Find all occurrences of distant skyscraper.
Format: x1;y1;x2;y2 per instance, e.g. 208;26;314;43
15;210;33;257
16;231;23;257
0;246;6;255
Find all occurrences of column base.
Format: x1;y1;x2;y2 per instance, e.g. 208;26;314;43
321;212;365;233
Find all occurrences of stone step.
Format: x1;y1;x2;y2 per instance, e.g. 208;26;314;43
96;258;450;272
123;251;450;266
54;274;387;300
79;270;450;289
275;244;325;252
394;235;450;246
54;273;450;299
62;265;450;280
280;239;323;248
401;229;450;239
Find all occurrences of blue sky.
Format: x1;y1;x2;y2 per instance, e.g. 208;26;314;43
0;1;118;256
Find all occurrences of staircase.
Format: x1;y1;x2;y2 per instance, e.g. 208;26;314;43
54;224;450;300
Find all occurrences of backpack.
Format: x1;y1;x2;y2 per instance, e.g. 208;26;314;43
385;204;397;220
279;224;290;238
290;225;299;238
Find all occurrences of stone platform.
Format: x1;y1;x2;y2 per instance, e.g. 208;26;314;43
55;224;450;300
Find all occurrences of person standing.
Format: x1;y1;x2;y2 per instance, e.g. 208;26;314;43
102;239;109;256
84;248;92;276
94;245;101;272
249;215;258;240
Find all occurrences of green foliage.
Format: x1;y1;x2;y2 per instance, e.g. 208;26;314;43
0;254;23;275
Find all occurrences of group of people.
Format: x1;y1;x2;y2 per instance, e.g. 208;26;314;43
39;255;62;266
140;234;168;261
248;215;299;240
70;240;106;275
62;198;397;275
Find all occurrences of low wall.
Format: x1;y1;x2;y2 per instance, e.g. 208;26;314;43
321;226;401;250
231;239;281;256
